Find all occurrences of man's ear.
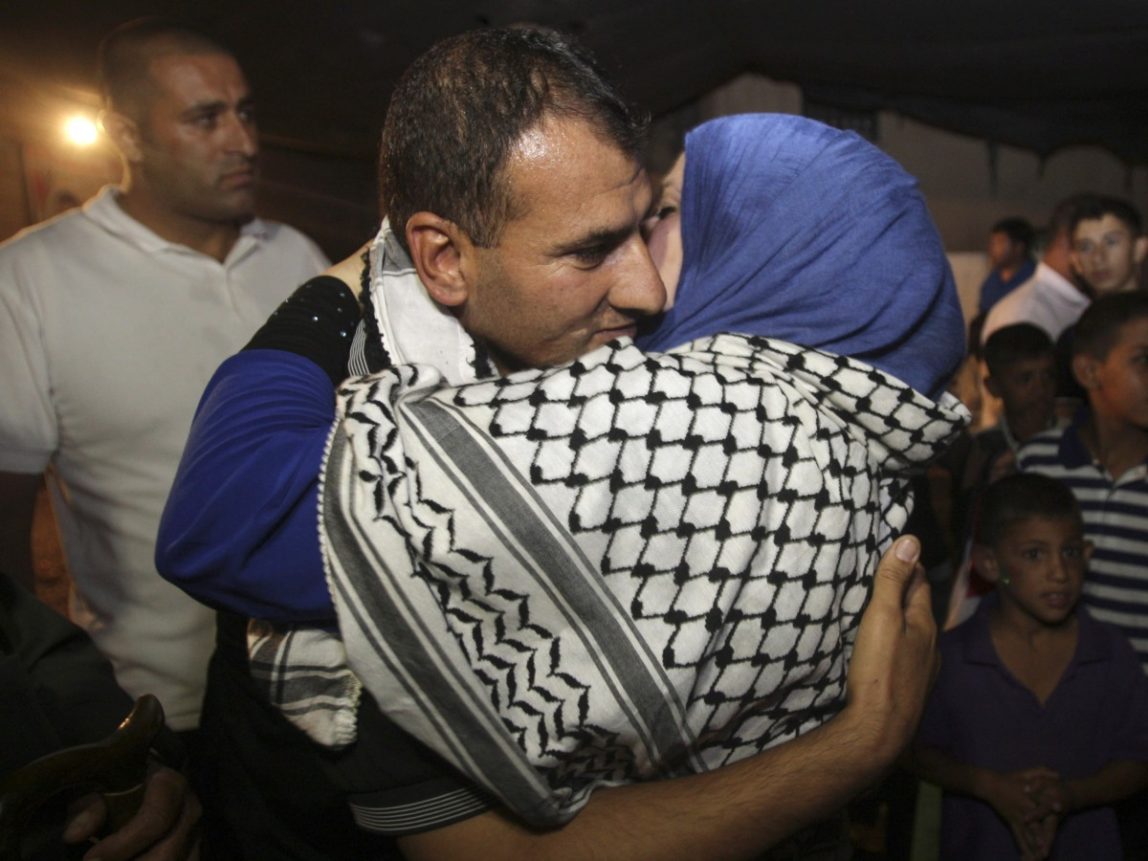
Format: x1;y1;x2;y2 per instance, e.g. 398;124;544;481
99;110;143;163
405;213;476;309
1072;353;1100;391
1132;235;1148;267
971;544;1000;583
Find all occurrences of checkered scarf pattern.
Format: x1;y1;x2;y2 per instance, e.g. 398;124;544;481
320;333;968;824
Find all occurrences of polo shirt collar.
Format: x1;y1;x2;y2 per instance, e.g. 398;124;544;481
962;591;1109;668
1055;409;1148;480
82;185;270;261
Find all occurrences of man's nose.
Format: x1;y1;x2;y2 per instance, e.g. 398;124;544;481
610;236;666;317
224;112;258;158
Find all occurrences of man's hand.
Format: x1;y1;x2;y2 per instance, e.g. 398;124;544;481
842;535;938;763
63;765;200;860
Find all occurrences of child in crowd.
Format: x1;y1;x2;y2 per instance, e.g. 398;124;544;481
1052;196;1148;405
912;473;1148;860
1069;195;1146;297
1019;291;1148;671
943;323;1058;628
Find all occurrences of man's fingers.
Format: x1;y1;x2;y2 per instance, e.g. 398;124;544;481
63;794;107;843
80;767;198;861
871;535;922;608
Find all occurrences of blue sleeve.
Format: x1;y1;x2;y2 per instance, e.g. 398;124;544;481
156;349;336;621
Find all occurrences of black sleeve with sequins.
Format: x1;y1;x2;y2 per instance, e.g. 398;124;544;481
243;276;360;386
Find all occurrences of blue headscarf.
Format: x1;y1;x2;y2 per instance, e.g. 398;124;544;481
635;113;965;400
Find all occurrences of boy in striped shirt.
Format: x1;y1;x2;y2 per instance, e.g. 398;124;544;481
1019;291;1148;669
1018;290;1148;855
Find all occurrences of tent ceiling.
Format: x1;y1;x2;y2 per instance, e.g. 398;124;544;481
3;0;1147;164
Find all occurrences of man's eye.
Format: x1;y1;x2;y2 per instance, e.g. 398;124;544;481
192;113;219;129
574;247;609;267
238;105;257;124
1063;547;1083;560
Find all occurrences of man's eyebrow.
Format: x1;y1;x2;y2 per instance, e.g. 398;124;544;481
181;96;255;119
550;224;633;257
180;100;228;118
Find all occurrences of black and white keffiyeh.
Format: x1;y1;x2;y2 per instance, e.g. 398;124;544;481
320;333;968;825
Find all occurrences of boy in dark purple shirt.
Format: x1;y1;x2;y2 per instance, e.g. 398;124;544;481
911;473;1148;859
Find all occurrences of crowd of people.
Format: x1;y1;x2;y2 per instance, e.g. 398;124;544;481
1;14;1146;861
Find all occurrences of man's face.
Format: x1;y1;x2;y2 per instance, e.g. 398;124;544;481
461;115;666;373
987;230;1022;271
132;52;259;223
989;354;1055;441
1071;214;1146;295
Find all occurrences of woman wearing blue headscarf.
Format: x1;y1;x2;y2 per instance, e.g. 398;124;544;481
640;114;962;399
158;114;968;825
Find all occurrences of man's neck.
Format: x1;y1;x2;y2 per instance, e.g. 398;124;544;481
115;189;241;263
1081;413;1148;480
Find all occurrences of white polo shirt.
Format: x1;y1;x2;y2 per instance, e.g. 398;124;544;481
0;187;328;730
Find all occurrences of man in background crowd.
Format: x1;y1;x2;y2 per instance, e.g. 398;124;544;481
977;216;1036;315
0;11;326;794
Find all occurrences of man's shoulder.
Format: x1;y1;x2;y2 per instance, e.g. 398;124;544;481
0;207;95;259
246;218;329;266
981;277;1041;339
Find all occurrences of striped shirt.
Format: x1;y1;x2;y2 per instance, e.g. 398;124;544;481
1018;421;1148;671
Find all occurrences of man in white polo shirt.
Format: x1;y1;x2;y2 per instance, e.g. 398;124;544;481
981;195;1089;344
0;18;327;736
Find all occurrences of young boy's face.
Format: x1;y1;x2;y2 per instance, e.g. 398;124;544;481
987;515;1090;627
987;354;1055;438
1071;214;1147;295
1077;316;1148;429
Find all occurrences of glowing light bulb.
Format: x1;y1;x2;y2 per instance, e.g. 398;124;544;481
64;115;99;146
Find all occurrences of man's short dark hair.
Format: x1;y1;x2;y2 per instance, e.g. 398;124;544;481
983;323;1053;378
976;473;1082;548
990;217;1035;254
378;25;648;252
98;17;234;118
1073;291;1148;361
1069;194;1143;237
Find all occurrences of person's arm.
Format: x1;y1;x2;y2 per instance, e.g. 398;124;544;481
398;535;937;861
1032;760;1148;816
62;763;201;860
157;272;363;621
0;471;42;592
909;745;1056;858
1;571;200;859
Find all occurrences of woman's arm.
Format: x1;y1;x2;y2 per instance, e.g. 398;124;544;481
157;269;364;621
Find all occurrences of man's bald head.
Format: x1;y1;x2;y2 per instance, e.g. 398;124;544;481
98;18;235;121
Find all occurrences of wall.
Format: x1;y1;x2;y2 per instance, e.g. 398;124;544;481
649;72;1148;322
0;72;377;260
